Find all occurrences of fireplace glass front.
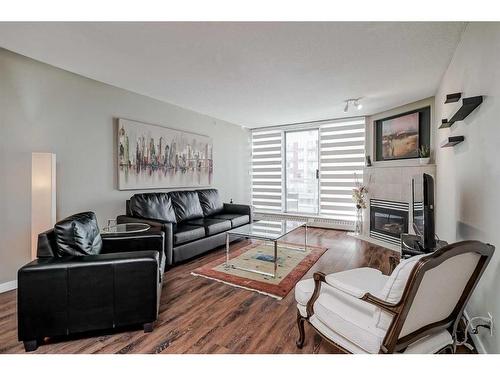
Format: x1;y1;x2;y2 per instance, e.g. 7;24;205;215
370;199;409;246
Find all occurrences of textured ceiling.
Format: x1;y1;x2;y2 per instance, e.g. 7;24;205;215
0;22;465;127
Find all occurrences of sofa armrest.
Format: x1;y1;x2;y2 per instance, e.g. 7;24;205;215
17;251;159;341
116;215;174;266
223;203;254;222
101;230;164;255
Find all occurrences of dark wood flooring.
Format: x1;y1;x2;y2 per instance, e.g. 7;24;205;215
0;228;425;354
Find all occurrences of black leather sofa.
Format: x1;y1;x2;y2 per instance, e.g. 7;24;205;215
117;189;253;265
17;212;165;352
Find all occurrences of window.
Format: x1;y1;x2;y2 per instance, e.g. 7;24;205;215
285;129;319;214
251;117;365;223
319;118;366;221
251;130;283;212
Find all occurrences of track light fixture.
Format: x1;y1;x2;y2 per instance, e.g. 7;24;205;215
343;98;363;113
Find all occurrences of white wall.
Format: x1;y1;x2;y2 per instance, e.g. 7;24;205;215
435;23;500;353
0;48;251;285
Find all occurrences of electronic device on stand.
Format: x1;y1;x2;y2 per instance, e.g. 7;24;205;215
401;173;447;259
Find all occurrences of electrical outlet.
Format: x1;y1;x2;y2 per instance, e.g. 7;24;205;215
488;312;494;336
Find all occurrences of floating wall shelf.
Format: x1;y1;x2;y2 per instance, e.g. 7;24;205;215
445;92;462;103
439;95;483;128
441;136;465;148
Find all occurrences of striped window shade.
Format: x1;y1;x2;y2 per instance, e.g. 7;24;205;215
251;129;283;211
319;118;366;221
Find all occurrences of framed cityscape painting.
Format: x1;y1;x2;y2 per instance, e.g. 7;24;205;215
117;118;213;190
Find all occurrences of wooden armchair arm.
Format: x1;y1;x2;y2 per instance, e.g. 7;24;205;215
360;293;399;314
306;272;326;318
305;271;399;318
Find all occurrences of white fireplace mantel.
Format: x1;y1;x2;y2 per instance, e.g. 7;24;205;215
361;163;437;248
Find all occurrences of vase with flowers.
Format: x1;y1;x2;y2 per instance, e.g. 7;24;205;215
352;174;368;235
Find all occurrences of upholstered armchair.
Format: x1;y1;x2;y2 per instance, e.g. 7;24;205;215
294;240;494;354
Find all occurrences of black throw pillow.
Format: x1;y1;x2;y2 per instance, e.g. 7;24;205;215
197;189;223;216
169;191;204;222
54;212;103;256
130;193;177;223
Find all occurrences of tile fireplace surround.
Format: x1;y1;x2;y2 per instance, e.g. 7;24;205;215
359;164;436;250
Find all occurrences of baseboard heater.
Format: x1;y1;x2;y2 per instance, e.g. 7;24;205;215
254;212;354;231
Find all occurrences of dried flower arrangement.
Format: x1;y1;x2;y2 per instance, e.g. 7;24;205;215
352;173;368;210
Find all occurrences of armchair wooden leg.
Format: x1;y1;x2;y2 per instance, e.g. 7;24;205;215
143;322;154;333
23;340;38;352
296;311;306;349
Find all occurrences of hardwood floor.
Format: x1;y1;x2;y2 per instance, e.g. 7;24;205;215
0;228;400;354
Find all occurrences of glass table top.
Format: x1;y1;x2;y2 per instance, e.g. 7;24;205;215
101;223;151;234
228;220;306;240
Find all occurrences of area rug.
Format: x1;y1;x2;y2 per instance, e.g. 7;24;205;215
191;241;328;299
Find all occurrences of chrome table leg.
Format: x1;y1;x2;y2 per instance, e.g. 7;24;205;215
273;240;278;278
304;223;308;252
225;232;230;269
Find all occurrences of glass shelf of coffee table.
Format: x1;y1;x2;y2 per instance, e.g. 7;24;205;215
225;220;307;278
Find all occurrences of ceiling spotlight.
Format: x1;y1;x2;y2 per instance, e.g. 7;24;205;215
343;98;363;112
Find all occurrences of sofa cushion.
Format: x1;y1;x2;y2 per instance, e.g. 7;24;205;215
173;224;206;246
185;218;232;236
313;290;383;354
374;253;428;332
170;191;204;222
210;213;249;228
325;267;388;298
54;212;103;256
197;189;224;216
129;193;177;223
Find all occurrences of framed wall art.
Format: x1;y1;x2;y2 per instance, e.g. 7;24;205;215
117;118;213;190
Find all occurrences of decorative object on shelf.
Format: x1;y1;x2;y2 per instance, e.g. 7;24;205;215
445;92;462;103
439;95;483;128
365;155;372;167
352;173;368;235
418;145;431;165
374;106;431;162
441;136;465;148
117;118;213;190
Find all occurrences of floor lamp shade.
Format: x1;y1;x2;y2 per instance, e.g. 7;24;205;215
31;153;56;259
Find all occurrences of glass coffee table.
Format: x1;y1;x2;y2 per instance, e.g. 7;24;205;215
225;220;307;278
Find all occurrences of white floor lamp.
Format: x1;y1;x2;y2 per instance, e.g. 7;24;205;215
31;153;56;260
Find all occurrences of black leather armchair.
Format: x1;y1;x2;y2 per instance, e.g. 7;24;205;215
17;212;165;352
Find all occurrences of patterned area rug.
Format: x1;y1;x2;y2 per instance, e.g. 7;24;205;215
191;241;328;299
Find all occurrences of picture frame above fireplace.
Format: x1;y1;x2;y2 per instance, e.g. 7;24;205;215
374;106;431;162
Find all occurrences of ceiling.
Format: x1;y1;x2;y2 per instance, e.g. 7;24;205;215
0;22;465;128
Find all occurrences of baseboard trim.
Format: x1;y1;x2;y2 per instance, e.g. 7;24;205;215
0;280;17;294
463;310;488;354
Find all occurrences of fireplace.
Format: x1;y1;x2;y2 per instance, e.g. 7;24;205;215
370;199;409;246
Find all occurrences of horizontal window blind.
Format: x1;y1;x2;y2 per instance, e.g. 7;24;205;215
251;129;283;212
319;118;365;221
251;117;365;223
